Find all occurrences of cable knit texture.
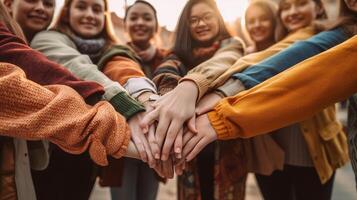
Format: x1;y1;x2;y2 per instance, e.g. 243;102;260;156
0;63;130;166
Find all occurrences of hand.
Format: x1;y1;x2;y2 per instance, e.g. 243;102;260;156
140;81;199;161
153;156;175;179
129;112;156;168
195;92;222;115
125;141;140;159
182;114;218;162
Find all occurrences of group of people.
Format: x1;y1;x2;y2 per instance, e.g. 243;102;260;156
0;0;356;199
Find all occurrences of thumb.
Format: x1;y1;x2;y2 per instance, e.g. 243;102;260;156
187;115;197;133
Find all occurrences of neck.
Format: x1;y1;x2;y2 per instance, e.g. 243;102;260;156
256;39;275;51
132;41;151;51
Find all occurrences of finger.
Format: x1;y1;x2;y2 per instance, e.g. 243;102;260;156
153;162;164;178
182;136;201;159
155;113;171;152
132;136;147;163
187;115;197;133
174;128;183;159
174;162;183;175
140;109;160;132
161;119;182;161
186;138;211;162
162;158;174;179
141;135;156;168
183;131;195;147
148;125;160;160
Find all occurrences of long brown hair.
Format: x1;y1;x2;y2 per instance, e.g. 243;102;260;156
52;0;120;47
317;0;357;36
172;0;231;66
275;0;328;41
0;1;27;42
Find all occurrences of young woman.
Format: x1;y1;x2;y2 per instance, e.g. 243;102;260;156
0;3;140;199
150;0;245;199
3;0;55;42
245;0;279;53
139;0;326;162
104;1;168;200
29;0;159;199
124;0;169;78
182;0;356;199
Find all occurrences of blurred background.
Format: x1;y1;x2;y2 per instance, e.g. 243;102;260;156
60;0;355;199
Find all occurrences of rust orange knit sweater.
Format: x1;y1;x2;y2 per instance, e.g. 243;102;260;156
0;62;130;166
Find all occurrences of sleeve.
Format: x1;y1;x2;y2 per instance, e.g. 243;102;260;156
207;36;357;139
210;26;316;90
180;37;245;100
102;56;157;98
31;31;145;119
232;28;349;89
0;62;130;166
0;21;104;101
153;54;186;95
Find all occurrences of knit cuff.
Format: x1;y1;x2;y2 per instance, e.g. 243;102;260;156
109;92;145;120
180;73;210;101
216;78;245;97
111;127;131;159
207;111;231;140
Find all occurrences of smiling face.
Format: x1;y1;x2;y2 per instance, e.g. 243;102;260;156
280;0;320;32
125;2;157;47
245;4;275;44
189;2;219;44
4;0;55;38
68;0;105;38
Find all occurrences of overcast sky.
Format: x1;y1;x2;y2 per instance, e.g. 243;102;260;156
55;0;248;31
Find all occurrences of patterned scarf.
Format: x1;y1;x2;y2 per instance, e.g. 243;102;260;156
128;42;157;63
71;34;106;63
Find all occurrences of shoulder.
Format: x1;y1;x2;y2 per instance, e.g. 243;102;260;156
32;30;75;47
219;37;246;53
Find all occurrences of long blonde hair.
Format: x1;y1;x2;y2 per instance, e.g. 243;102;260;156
0;1;27;42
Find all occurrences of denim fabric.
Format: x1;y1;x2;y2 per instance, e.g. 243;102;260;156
232;28;349;89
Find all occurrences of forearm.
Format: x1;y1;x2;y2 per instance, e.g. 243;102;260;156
208;36;357;139
31;31;145;119
233;28;349;89
0;63;130;166
0;23;104;100
180;37;245;100
210;26;316;90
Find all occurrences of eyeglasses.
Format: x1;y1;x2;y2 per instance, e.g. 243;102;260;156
189;13;216;27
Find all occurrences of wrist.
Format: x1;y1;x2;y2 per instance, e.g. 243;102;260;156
178;81;199;102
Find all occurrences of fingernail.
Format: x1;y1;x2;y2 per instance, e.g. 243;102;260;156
175;148;181;153
155;153;160;159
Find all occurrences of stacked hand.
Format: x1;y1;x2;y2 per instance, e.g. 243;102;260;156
126;81;223;178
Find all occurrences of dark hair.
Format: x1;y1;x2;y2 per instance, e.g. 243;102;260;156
52;0;119;46
275;0;328;41
124;0;159;32
172;0;231;65
0;1;27;42
317;0;357;36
